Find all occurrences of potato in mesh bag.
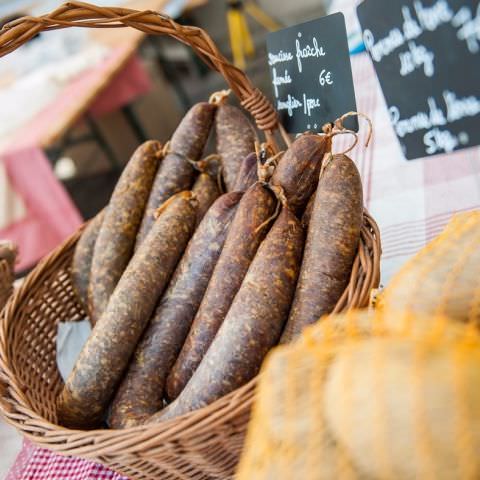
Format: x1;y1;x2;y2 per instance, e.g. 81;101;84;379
238;309;480;480
381;210;480;326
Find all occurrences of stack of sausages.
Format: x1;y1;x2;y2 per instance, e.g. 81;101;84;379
62;97;364;430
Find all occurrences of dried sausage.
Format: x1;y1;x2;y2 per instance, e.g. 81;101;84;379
281;154;363;343
270;134;331;214
58;192;197;429
216;103;256;191
136;102;215;247
166;183;276;400
71;210;104;316
151;208;304;422
59;192;197;429
192;173;220;227
233;152;258;192
88;141;161;323
301;191;316;230
108;192;242;428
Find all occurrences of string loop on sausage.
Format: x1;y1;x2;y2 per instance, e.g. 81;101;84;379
252;146;287;233
336;111;373;147
332;130;359;155
252;181;288;235
160;140;171;157
209;89;231;105
159;144;224;187
190;153;222;173
253;191;282;235
191;154;225;194
319;152;334;179
154;191;197;219
254;143;283;184
314;111;374;156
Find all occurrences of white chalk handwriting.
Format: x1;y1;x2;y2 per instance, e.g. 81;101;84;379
363;0;480;78
319;69;333;86
303;94;321;116
272;67;292;98
277;95;303;117
390;89;479;154
443;90;480;122
454;4;480;54
424;128;469;154
268;50;294;66
399;40;435;77
295;33;326;73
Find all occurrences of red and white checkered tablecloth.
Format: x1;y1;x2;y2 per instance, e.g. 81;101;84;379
6;440;128;480
6;51;480;479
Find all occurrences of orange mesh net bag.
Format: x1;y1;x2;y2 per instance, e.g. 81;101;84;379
380;210;480;326
237;211;480;480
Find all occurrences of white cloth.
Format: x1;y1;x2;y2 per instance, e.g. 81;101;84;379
0;42;108;143
56;319;91;381
0;164;25;230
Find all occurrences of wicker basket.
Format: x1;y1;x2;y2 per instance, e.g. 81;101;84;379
0;4;382;479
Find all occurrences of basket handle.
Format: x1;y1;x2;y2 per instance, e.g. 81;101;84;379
0;1;287;150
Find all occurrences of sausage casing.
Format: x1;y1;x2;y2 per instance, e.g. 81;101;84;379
281;154;363;343
88;140;161;323
151;208;304;422
58;192;197;429
71;210;104;317
270;134;331;214
166;183;276;400
192;173;221;227
136;102;215;246
216;103;256;192
233;152;258;192
108;192;242;428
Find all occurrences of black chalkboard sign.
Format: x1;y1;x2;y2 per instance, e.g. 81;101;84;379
266;13;358;133
357;0;480;160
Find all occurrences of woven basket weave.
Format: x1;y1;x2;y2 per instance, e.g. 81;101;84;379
0;4;381;479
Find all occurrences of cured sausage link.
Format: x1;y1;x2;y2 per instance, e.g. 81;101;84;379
108;192;242;428
270;134;331;214
166;183;276;401
216;103;256;192
136;102;216;247
71;209;104;316
88;140;162;324
192;173;221;227
151;208;304;422
233;152;258;192
58;192;197;429
281;154;363;343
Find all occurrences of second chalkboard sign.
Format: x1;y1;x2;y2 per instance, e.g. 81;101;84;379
266;13;358;133
357;0;480;160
